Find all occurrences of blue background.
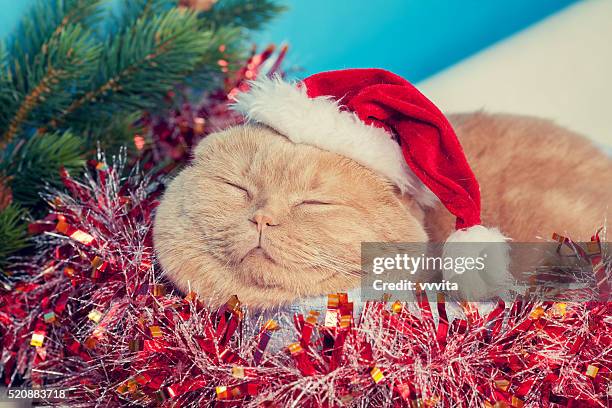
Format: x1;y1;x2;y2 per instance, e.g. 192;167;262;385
0;0;577;82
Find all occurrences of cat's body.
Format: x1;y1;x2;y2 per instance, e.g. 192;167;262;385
428;113;612;242
154;113;612;309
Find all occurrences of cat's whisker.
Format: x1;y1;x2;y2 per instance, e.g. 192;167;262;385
272;238;362;278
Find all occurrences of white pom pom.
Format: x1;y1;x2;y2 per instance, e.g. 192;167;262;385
443;225;512;300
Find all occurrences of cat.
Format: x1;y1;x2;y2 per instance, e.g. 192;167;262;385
153;113;612;309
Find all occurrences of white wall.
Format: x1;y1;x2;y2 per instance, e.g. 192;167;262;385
419;0;612;148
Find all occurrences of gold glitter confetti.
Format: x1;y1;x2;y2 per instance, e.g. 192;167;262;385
305;311;319;325
287;343;302;355
149;325;162;338
529;306;545;320
88;309;103;323
586;364;599;378
70;230;95;245
30;331;45;347
150;284;166;297
370;366;384;384
495;379;510;391
232;366;245;379
263;319;279;331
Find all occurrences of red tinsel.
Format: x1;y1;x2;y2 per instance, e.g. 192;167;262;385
0;153;610;407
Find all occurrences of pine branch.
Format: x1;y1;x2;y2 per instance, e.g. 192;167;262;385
181;25;243;90
0;44;13;129
1;23;101;147
6;0;102;69
1;26;100;146
2;67;58;145
109;0;176;34
199;0;286;31
53;8;226;128
1;0;103;131
0;204;29;273
84;111;144;154
1;132;84;208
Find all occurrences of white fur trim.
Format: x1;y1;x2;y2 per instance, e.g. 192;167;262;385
443;225;513;300
231;76;437;206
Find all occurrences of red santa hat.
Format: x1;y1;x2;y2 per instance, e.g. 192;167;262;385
232;68;511;297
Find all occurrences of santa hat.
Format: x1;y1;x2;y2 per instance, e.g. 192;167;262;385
232;68;511;298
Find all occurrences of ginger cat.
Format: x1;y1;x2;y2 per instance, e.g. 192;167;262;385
153;113;612;309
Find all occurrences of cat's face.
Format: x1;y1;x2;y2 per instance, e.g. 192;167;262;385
154;125;427;309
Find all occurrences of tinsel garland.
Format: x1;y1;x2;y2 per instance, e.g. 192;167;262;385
0;154;609;407
0;47;610;407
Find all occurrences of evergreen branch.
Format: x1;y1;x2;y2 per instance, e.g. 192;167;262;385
1;24;101;148
0;44;13;129
1;132;84;208
84;111;144;154
109;0;175;34
186;26;243;87
54;8;223;127
0;43;5;66
1;67;60;147
6;0;102;76
43;0;103;46
199;0;286;31
0;204;29;273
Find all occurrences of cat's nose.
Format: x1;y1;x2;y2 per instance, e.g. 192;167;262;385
251;212;278;232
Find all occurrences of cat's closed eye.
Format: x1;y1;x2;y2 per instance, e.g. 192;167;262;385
223;181;250;198
297;199;334;206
